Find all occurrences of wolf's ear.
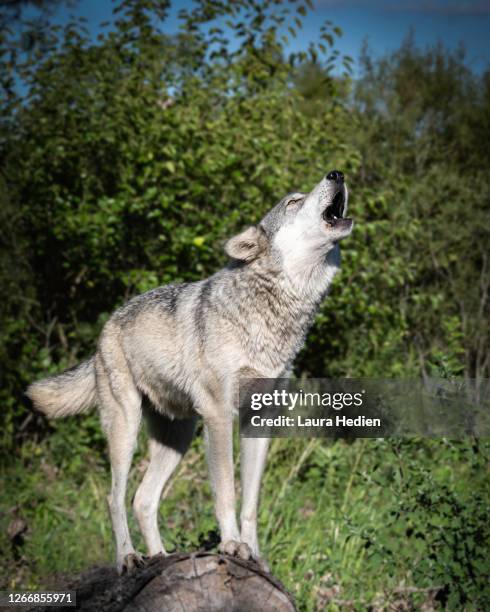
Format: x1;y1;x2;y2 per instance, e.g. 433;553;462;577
224;226;268;262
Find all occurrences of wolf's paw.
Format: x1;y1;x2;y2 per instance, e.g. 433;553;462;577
120;551;146;574
219;540;252;560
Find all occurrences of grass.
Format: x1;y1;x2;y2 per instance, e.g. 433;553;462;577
1;416;489;610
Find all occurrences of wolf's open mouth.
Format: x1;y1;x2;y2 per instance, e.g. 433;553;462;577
322;191;345;226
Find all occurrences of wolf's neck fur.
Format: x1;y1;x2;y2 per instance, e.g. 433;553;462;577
217;246;341;373
248;243;340;308
281;244;341;302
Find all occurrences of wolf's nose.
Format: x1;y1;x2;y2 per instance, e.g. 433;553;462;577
326;170;344;183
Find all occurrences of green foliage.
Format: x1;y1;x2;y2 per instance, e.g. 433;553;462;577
1;0;349;448
2;1;487;438
352;36;489;377
2;435;489;609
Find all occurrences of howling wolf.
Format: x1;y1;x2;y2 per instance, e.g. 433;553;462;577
28;170;353;573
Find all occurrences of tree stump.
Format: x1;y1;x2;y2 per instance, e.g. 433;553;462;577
30;552;297;612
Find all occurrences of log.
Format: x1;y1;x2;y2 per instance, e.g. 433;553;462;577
29;552;297;612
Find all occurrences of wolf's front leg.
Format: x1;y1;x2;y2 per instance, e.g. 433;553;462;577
240;436;270;557
204;417;251;559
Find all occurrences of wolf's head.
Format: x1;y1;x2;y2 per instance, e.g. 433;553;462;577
225;171;353;283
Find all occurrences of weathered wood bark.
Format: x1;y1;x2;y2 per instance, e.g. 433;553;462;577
30;552;297;612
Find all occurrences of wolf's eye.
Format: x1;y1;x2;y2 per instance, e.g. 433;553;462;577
285;196;304;211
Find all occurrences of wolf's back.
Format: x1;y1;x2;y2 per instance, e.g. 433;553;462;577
26;358;96;418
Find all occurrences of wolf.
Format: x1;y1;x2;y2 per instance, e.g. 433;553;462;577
27;170;353;574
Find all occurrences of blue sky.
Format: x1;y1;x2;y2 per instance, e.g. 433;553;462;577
306;0;490;72
29;0;490;75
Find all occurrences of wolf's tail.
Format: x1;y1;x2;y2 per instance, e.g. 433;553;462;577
26;357;96;418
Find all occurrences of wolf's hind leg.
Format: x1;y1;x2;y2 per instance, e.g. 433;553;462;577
96;354;142;574
134;410;196;557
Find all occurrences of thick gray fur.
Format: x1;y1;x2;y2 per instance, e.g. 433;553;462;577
27;173;353;573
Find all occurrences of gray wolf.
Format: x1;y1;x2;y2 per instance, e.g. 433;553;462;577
27;170;353;574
